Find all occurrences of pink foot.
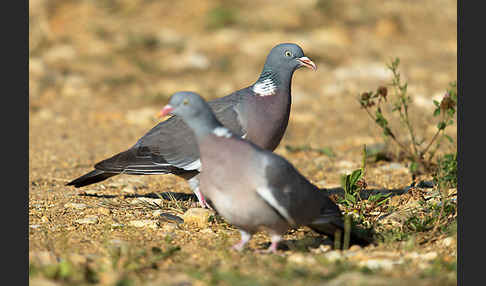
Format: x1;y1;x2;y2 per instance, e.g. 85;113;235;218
231;230;252;252
258;235;282;254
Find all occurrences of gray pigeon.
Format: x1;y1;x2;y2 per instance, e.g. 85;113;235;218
66;43;316;209
160;91;372;253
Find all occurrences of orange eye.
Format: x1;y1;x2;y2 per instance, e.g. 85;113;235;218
183;99;189;105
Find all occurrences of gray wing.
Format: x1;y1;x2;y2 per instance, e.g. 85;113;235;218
255;151;340;226
94;91;248;175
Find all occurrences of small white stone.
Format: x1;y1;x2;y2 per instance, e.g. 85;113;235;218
359;258;400;270
64;203;88;210
75;216;99;224
182;208;213;228
129;220;159;229
442;237;455;247
325;250;343;262
152;210;163;217
422;252;438;261
288;253;316;265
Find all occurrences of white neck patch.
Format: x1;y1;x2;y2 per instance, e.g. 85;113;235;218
253;78;277;96
213;127;232;138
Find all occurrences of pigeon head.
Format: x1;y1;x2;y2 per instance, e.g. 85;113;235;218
158;91;222;136
159;91;208;119
253;43;316;96
264;43;317;73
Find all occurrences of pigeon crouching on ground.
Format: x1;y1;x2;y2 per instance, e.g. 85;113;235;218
66;43;316;209
159;91;372;253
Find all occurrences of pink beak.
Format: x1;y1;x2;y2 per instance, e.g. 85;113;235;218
157;105;174;118
297;56;317;71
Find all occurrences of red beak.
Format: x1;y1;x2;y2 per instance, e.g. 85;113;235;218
297;56;317;71
157;105;174;118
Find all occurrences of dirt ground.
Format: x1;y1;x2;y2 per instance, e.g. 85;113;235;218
29;0;457;285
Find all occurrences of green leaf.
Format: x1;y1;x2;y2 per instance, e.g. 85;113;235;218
444;134;454;143
437;121;446;130
447;108;456;117
409;161;418;173
433;108;441;117
349;169;363;186
433;100;440;107
345;193;356;204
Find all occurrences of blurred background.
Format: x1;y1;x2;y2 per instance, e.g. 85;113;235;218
29;0;457;186
29;0;457;178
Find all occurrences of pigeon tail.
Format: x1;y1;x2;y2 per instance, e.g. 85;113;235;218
66;169;117;188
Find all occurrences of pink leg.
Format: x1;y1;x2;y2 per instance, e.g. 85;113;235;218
188;177;212;209
232;230;252;252
263;235;282;254
194;188;212;209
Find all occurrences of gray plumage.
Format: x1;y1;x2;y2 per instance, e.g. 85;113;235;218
66;43;316;209
164;92;371;252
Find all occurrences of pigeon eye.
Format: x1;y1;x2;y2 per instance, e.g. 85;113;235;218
183;99;189;105
285;51;292;57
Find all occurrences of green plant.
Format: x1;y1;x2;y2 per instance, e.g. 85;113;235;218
434;153;457;189
334;146;391;248
359;58;457;174
338;145;391;220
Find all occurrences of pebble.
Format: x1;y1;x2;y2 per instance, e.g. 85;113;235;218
287;253;316;265
152;210;163;217
30;224;42;229
182;208;213;228
129;220;159;229
442;237;455;247
310;244;332;254
422;251;438;261
358;258;401;270
64;203;88;210
324;250;343;262
75;216;99;225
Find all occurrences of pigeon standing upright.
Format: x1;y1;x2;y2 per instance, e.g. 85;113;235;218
66;43;317;208
159;91;372;253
